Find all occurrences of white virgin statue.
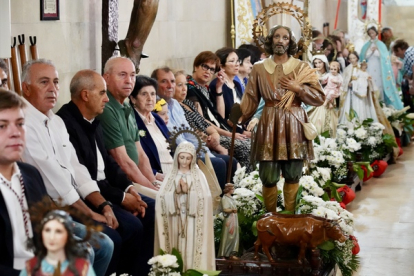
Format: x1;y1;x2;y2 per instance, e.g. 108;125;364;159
155;142;215;271
339;52;379;123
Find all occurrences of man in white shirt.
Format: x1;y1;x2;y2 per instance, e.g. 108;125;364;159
20;59;123;276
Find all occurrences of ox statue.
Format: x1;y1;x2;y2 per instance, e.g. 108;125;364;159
254;213;347;264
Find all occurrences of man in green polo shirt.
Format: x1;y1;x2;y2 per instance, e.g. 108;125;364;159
98;57;158;195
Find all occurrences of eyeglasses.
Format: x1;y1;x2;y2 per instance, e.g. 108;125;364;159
200;64;216;74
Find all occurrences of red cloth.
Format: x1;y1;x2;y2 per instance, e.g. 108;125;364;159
337;186;356;205
361;165;373;182
350;235;360;255
26;257;90;276
372;160;388;177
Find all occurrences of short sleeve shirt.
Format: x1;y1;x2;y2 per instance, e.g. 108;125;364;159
403;46;414;78
98;91;140;164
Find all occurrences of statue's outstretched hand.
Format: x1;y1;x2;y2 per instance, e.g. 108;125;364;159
246;118;259;131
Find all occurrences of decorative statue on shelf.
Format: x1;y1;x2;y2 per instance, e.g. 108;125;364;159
217;183;239;260
155;142;215;271
339;53;379;123
239;25;325;213
254;213;347;264
20;210;95;276
360;25;403;110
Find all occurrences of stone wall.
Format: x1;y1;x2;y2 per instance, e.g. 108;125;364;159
6;0;412;108
9;0;228;108
382;5;414;47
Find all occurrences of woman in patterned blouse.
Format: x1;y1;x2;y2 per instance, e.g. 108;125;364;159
174;70;252;171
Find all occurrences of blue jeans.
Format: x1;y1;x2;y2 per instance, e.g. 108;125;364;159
73;221;114;276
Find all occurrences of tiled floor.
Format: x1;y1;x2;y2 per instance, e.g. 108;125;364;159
342;144;414;275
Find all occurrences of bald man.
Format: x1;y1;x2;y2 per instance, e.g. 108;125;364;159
56;69;155;275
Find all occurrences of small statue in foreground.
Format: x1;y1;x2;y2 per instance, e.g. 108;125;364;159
20;210;95;276
254;213;346;264
217;183;239;260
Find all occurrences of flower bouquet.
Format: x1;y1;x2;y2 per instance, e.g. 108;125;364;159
230;166;266;249
148;248;220;276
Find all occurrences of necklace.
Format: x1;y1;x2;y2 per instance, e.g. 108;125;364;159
1;175;31;239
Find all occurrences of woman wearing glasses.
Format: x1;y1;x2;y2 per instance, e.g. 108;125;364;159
186;51;249;139
209;47;244;122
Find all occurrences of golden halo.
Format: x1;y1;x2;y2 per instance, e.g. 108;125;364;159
251;2;312;55
167;125;207;158
364;19;382;35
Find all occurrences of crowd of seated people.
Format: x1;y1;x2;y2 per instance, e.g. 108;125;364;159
0;44;263;276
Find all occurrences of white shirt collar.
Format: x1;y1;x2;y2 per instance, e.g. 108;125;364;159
83;117;95;124
22;97;55;124
0;163;21;183
137;110;154;124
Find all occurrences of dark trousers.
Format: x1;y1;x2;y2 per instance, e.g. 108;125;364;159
202;154;238;189
402;79;414;112
259;160;304;186
102;194;155;276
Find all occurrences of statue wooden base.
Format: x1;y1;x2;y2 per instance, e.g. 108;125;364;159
216;247;336;276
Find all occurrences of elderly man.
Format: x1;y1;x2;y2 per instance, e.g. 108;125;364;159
21;59;132;276
0;60;9;90
393;39;414;112
98;57;159;197
240;25;325;212
151;67;238;188
57;69;154;275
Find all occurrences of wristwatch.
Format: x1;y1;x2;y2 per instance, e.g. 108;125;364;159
98;201;113;213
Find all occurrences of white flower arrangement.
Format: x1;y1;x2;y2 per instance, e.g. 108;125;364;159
148;254;179;276
299;175;324;197
337;116;387;162
233;187;261;217
139;130;146;137
298;195;354;235
311;137;348;181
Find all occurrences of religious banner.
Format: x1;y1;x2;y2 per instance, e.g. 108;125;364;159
348;0;380;53
234;0;263;48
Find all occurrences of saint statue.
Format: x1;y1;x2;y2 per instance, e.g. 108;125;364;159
240;25;325;213
155;142;215;271
360;26;404;110
339;53;379;123
217;183;239;260
20;210;95;276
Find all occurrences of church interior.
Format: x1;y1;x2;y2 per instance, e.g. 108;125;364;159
1;0;414;275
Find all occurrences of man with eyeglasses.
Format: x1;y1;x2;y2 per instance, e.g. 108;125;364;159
0;59;9;90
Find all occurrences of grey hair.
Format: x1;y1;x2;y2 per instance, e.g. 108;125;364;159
21;59;56;84
174;70;186;78
103;56;134;74
70;69;100;98
0;59;8;75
